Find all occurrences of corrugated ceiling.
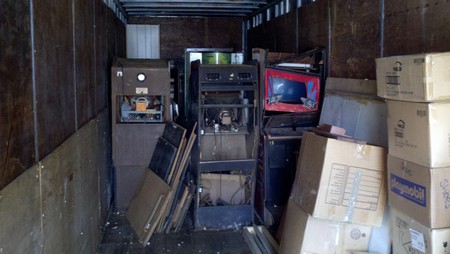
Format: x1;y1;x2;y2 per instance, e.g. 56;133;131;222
116;0;278;18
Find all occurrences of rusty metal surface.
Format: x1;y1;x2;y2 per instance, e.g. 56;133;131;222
0;0;36;189
384;0;450;56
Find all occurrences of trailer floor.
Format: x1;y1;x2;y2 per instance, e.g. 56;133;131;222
96;212;252;254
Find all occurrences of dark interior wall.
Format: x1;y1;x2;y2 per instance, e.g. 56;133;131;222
0;1;35;189
247;0;450;79
0;0;125;189
128;17;242;59
248;11;298;53
383;0;449;56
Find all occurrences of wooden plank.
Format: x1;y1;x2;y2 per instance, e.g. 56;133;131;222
166;186;189;233
0;165;42;254
41;119;101;254
163;124;197;232
126;169;171;244
75;0;96;127
329;0;381;80
175;192;193;232
384;0;450;56
34;0;76;160
166;137;187;185
0;0;35;189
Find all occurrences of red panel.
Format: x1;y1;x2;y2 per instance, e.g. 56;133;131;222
264;68;320;113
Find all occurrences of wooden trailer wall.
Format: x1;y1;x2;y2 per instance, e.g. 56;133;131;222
247;0;450;80
0;0;125;253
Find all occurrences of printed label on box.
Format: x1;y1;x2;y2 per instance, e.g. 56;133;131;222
325;164;382;211
409;229;426;253
390;174;427;207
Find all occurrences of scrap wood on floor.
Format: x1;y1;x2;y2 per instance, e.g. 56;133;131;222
126;120;198;246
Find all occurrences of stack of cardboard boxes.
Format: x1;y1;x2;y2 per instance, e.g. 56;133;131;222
376;52;450;254
279;130;387;253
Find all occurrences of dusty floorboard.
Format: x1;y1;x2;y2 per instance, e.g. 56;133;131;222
97;212;252;254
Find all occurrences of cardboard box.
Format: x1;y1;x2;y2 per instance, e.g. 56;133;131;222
376;52;450;102
391;208;450;254
279;199;372;254
387;100;450;167
319;78;388;148
292;131;387;226
388;154;450;229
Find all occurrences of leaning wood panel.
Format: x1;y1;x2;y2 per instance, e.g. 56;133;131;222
0;0;35;189
127;169;172;245
0;165;42;254
384;0;450;56
75;0;96;127
330;0;380;79
41;119;101;254
33;0;76;160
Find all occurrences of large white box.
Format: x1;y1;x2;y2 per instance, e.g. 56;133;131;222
391;208;450;254
376;52;450;102
291;131;387;226
279;199;372;254
388;154;450;229
387;100;450;167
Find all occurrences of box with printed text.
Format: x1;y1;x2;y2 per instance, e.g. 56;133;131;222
391;208;450;254
279;199;372;254
388;154;450;229
387;100;450;168
291;131;387;227
376;52;450;102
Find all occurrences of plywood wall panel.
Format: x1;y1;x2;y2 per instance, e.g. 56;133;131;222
0;0;36;189
0;165;42;253
384;0;450;56
33;0;76;160
95;0;109;114
298;0;328;52
247;24;273;55
270;11;297;52
75;0;96;127
329;0;380;79
41;119;100;254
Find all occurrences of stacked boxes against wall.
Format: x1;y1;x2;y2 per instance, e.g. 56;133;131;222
376;52;450;254
279;130;388;254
